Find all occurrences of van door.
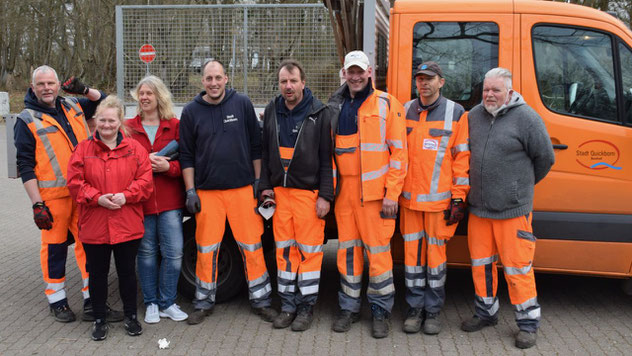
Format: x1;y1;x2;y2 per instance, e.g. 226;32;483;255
520;14;632;275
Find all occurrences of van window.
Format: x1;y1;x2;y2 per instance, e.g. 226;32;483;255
412;22;499;110
533;25;617;122
619;42;632;125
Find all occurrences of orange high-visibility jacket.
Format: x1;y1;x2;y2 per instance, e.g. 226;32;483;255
17;98;90;201
400;96;470;211
330;84;408;203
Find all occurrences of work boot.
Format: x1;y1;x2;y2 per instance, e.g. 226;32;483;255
332;309;360;332
402;308;423;333
371;304;391;339
91;319;108;341
515;330;537;349
253;306;278;322
124;315;143;336
460;315;498;332
50;304;76;323
423;312;442;335
187;308;213;325
83;300;124;322
291;305;314;332
273;312;295;329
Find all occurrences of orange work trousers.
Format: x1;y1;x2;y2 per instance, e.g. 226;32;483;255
467;212;540;332
40;197;89;305
400;207;456;314
273;187;325;312
194;185;271;309
334;132;396;313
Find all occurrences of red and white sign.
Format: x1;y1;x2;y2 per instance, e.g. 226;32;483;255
139;44;156;64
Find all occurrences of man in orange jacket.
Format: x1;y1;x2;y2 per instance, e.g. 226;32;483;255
329;51;407;339
14;65;123;323
400;62;470;335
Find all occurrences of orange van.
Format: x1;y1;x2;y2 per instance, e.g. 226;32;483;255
387;0;632;282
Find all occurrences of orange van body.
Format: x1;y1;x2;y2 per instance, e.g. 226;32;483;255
387;0;632;278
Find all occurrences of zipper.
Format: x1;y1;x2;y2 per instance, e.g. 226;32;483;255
480;116;495;208
283;112;307;187
357;107;365;206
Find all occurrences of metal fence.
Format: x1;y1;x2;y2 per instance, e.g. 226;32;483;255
116;4;340;107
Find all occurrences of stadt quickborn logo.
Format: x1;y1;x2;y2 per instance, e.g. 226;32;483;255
575;140;621;170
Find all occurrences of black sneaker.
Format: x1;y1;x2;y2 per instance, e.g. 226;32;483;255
82;301;124;323
402;308;423;333
460;315;498;332
371;304;391;339
91;319;108;341
332;309;360;332
291;305;314;332
124;315;143;336
50;304;76;323
252;306;278;323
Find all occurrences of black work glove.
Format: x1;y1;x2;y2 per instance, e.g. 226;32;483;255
33;201;54;230
61;76;89;95
444;198;466;226
252;179;260;199
185;189;201;214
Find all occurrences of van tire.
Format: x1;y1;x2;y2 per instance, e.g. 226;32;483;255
178;218;245;303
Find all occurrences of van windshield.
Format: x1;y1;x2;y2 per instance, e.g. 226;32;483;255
412;22;499;110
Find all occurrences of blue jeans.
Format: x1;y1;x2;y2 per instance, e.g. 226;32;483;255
137;209;184;309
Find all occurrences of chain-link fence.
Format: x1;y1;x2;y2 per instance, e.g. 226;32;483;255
116;4;340;107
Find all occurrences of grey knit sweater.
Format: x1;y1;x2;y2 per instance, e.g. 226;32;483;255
468;91;555;219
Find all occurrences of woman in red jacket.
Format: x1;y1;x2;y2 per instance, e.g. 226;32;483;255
126;76;188;324
67;95;153;341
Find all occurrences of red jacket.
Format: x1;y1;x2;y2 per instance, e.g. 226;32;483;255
67;133;153;245
126;115;185;215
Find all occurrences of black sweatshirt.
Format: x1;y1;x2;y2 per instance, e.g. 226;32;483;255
179;89;262;190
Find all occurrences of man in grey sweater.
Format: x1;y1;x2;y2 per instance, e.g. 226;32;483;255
461;68;555;349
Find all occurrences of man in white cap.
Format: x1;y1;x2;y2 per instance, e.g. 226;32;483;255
328;50;408;339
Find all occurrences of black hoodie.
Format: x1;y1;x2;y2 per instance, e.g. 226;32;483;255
179;89;262;190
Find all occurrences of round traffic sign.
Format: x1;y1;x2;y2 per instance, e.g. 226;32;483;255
139;44;156;64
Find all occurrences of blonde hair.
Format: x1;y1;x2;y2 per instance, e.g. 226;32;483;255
95;95;128;136
130;75;176;120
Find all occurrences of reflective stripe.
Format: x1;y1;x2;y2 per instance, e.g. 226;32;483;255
250;283;272;299
47;289;67;304
389;160;401;170
401;191;412;200
237;241;262;252
378;93;389;142
299;271;321;281
366;244;390;254
278;270;297;280
362;164;389;181
278;284;296;293
405;265;426;273
427;100;455;198
195;290;215;302
428;263;446;275
297;242;323;254
475;295;499;316
197;242;220;254
28;110;67;189
82;278;89;289
453;177;470;186
416;191;451;202
360;143;388;152
82;289;90;299
386;139;403;149
299;284;319;295
516;307;541;320
338;239;362;249
275;239;296;249
402;230;424;242
516;297;539;311
335;147;356;155
369;270;393;284
426;236;446;246
340;273;362;284
452;143;469;154
517;230;536;242
405;278;426;288
504;264;532;276
471;255;499;267
46;282;65;290
428;275;446;288
367;284;395;296
341;283;361;298
248;272;270;288
196;278;216;291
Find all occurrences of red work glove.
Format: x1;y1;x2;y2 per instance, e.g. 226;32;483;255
33;201;54;230
61;76;89;95
444;198;466;226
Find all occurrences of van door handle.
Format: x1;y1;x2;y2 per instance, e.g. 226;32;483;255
552;144;568;150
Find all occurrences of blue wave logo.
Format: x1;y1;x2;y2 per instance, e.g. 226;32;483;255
590;162;621;170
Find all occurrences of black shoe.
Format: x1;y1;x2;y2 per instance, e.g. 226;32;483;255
423;312;442;335
460;315;498;332
187;308;213;325
124;315;143;336
50;304;76;323
82;301;124;323
402;308;423;333
515;330;537;349
291;305;314;332
332;309;360;332
252;306;278;323
273;312;295;329
91;319;108;341
371;304;391;339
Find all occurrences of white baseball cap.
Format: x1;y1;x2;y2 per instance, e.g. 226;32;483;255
344;50;370;70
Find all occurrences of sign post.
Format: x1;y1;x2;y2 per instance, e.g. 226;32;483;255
139;44;156;76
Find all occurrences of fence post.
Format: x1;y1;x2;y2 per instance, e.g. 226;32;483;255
243;7;249;96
